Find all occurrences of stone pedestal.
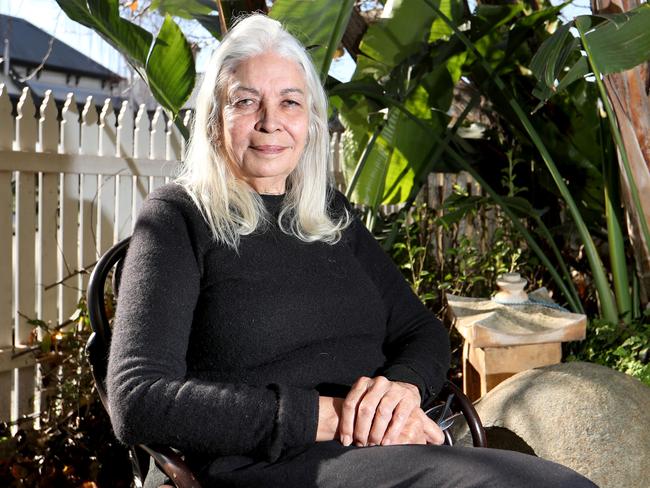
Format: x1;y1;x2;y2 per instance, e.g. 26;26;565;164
447;288;586;401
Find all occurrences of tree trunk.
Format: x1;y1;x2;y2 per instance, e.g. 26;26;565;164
591;0;650;307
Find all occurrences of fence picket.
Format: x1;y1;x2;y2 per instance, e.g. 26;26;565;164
0;85;13;421
99;99;117;158
0;85;13;347
59;94;80;324
165;112;181;162
14;88;38;422
151;107;167;191
98;100;117;254
37;91;59;324
132;105;150;220
133;104;149;159
116;101;133;159
35;90;59;421
15;88;37;342
115;103;135;239
80;98;100;292
151;108;165;153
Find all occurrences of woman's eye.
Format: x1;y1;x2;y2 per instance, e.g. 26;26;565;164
235;98;255;107
283;99;301;107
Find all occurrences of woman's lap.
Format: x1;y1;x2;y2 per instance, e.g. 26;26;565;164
192;442;598;488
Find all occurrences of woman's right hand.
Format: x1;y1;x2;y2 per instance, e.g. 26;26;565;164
316;396;444;446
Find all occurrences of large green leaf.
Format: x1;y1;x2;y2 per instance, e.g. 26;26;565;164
270;0;354;81
471;3;524;39
530;27;587;109
150;0;268;39
429;0;464;43
531;4;650;107
359;0;437;79
55;0;195;116
579;4;650;75
150;0;214;19
335;80;449;205
529;22;578;94
147;15;196;115
56;0;151;68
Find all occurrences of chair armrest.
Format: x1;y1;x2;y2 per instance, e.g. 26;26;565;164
138;444;203;488
440;381;487;448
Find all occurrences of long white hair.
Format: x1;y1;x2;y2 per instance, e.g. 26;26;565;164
176;14;349;249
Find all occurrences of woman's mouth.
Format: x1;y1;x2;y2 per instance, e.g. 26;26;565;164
250;145;287;154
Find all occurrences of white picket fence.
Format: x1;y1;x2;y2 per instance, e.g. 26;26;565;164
0;84;486;428
0;84;185;425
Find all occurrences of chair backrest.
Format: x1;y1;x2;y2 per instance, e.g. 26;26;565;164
86;237;131;417
85;237;202;487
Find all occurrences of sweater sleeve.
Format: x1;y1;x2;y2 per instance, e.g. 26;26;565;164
106;192;318;461
338;195;450;404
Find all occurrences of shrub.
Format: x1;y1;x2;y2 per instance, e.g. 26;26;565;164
0;299;132;487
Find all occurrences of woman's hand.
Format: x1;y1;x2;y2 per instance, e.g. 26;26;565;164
339;376;422;447
391;408;445;446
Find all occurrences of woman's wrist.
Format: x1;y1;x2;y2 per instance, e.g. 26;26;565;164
316;396;342;441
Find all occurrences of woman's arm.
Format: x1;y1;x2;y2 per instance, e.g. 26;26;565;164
333;192;450;446
107;190;318;461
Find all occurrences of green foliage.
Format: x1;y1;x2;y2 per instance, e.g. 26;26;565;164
380;191;547;381
270;0;354;81
0;299;131;487
567;312;650;387
150;0;214;19
530;4;650;291
55;0;195;118
382;190;541;315
580;5;650;75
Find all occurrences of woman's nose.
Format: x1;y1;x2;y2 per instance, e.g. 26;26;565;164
255;105;281;133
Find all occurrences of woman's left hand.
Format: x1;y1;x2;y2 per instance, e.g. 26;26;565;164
339;376;421;447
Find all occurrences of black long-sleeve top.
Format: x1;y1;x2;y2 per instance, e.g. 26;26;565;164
107;183;450;463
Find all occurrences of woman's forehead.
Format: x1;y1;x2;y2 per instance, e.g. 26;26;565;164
226;52;307;93
229;84;306;98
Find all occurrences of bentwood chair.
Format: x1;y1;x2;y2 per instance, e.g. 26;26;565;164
86;237;486;488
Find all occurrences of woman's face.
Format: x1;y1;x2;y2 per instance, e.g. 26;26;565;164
221;51;309;194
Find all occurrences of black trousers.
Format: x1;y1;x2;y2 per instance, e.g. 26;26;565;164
146;442;598;487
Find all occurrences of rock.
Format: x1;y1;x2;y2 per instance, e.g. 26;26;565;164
453;361;650;488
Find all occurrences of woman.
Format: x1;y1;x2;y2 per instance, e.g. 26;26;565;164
107;14;597;487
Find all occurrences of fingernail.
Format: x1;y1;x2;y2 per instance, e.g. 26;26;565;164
341;435;351;446
382;438;392;446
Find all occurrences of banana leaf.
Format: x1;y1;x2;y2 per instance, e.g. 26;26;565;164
55;0;195;117
270;0;354;81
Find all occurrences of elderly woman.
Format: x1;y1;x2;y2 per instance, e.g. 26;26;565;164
107;14;597;488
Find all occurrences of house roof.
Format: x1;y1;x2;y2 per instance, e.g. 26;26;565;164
0;14;121;81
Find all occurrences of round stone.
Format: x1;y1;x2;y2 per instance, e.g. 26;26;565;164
453;361;650;487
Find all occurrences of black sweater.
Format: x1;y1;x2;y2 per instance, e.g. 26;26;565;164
107;184;450;463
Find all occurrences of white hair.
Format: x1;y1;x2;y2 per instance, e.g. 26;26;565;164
176;14;350;249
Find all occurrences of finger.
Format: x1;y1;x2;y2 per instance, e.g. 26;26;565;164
380;398;417;446
367;393;401;446
353;377;391;446
419;410;445;445
395;417;426;445
339;377;371;446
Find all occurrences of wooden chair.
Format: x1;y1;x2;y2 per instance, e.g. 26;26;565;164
86;237;487;488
